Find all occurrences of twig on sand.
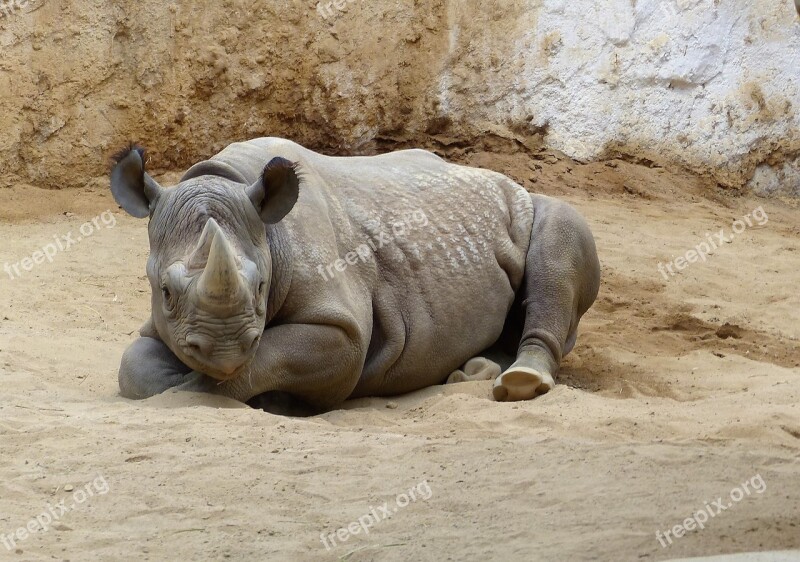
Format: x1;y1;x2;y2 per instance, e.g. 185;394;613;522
171;528;206;535
340;546;371;561
73;303;105;323
13;404;65;413
79;278;105;288
339;543;407;561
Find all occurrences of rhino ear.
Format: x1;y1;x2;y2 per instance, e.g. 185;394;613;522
246;157;300;224
110;144;164;218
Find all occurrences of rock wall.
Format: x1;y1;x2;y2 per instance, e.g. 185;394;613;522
0;0;798;194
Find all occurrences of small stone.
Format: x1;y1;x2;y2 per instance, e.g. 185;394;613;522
64;485;74;492
386;401;398;409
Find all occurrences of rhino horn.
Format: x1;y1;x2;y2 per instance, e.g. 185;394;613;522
196;219;244;302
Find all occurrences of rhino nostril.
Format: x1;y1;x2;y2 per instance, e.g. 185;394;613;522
186;335;212;356
241;331;260;353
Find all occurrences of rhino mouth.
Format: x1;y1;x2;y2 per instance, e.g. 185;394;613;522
202;361;252;381
181;348;257;382
178;332;261;381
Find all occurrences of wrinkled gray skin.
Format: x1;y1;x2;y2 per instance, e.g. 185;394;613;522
112;137;600;411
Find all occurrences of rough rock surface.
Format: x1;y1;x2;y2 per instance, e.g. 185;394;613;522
0;0;798;194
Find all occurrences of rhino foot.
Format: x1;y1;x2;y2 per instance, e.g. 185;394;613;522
492;350;556;402
446;357;502;384
492;368;554;401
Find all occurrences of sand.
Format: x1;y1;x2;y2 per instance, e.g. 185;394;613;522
0;157;798;561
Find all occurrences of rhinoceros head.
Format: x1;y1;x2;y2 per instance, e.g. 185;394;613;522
109;145;299;380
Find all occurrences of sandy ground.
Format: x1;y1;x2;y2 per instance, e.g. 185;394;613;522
0;157;799;561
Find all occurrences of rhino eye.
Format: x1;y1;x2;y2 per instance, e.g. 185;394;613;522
162;285;175;310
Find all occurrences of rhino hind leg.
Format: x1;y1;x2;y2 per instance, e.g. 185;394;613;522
446;357;502;384
493;195;600;402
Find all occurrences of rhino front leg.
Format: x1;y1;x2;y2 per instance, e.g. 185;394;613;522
119;337;197;399
209;323;365;410
493;195;601;402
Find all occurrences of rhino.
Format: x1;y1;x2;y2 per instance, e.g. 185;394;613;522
111;137;600;411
